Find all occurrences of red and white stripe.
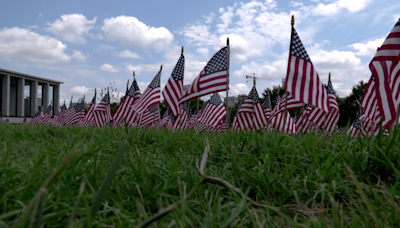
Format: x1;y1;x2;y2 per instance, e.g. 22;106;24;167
93;93;112;128
369;18;400;129
132;71;161;115
269;111;297;134
163;54;185;116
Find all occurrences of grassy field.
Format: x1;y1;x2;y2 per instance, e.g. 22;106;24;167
1;124;400;227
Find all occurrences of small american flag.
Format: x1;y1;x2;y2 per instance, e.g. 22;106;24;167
180;47;229;104
157;110;171;128
237;87;268;131
81;93;96;127
262;98;272;123
197;93;226;129
125;79;142;125
369;18;400;129
271;93;303;117
132;70;161;115
94;92;112;128
172;102;189;132
139;105;160;129
285;28;330;113
21;116;28;125
63;101;85;126
163;54;185;116
347;115;365;137
59;102;68;125
113;79;141;127
42;105;53;125
295;104;313;134
324;77;340;134
52;107;60;126
269;111;297;134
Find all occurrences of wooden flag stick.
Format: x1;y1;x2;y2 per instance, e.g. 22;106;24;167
133;71;135;81
226;37;230;129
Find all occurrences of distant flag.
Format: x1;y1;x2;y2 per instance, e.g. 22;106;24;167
6;118;9;123
179;46;229;104
52;107;60;126
157;110;171;128
237;87;268;131
33;106;44;125
197;93;227;129
63;100;85;126
69;96;73;109
93;92;112;128
139;105;160;129
285;18;330;112
262;98;272;123
59;101;68;125
269;111;297;134
295;104;313;134
323;75;340;133
172;102;189;132
112;80;135;127
132;68;161;115
361;76;377;120
21;116;28;125
232;103;242;132
163;51;185;116
42;105;53;124
125;79;142;125
82;93;97;127
347;115;365;137
368;18;400;129
271;93;303;118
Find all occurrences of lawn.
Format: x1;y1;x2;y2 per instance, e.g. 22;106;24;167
1;124;399;227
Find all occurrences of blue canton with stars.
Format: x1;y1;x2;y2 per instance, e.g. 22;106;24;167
161;110;169;119
305;104;313;109
247;88;260;104
172;55;185;82
149;105;157;113
275;93;282;106
205;47;228;75
133;80;140;92
74;101;85;113
262;99;271;110
127;82;137;98
46;105;52;113
91;94;96;105
182;102;188;113
291;29;312;63
326;79;336;95
149;72;161;89
209;93;223;106
61;103;67;111
396;18;400;26
101;92;111;105
353;116;362;130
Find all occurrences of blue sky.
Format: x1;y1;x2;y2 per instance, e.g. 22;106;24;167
1;0;399;104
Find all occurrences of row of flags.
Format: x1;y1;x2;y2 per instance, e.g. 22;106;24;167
10;17;400;137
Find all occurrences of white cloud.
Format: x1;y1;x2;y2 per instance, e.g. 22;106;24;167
0;27;70;62
290;1;304;7
46;14;97;44
179;24;218;46
233;60;288;80
230;83;250;96
196;48;209;59
203;12;216;23
101;16;174;52
70;86;91;95
100;63;119;73
394;15;400;22
71;50;88;61
126;65;144;75
308;0;372;16
117;49;141;59
348;38;384;57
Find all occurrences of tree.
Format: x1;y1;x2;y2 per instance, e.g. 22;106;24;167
338;80;367;127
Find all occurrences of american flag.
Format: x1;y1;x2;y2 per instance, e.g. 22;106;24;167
271;93;303;117
94;92;112;128
187;109;199;129
167;115;175;130
52;107;60;126
179;47;229;104
285;28;330;113
269;111;297;134
361;76;377;120
262;98;272;123
81;93;97;127
157;110;171;128
359;112;390;138
63;101;85;126
232;103;242;131
42;105;53;124
139;105;160;129
163;54;185;116
295;104;313;134
125;79;142;125
197;93;226;129
132;70;161;115
21;116;28;125
369;18;400;129
324;77;340;133
347;115;365;137
237;87;268;131
33;106;43;125
172;103;189;131
59;102;68;125
113;79;141;127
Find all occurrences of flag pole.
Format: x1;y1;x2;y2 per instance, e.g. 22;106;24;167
252;73;256;130
226;37;230;129
133;71;135;81
283;15;295;133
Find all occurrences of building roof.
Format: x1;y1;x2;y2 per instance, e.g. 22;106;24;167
0;67;64;84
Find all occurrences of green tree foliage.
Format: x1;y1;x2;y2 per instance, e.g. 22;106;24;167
338;80;367;127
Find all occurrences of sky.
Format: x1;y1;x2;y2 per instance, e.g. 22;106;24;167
1;0;399;104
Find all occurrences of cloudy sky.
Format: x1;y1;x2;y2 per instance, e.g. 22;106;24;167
1;0;399;103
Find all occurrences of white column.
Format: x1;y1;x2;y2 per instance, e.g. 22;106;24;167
30;80;38;117
17;77;25;116
1;75;10;117
42;83;49;109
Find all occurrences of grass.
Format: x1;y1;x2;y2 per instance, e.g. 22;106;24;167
1;123;400;227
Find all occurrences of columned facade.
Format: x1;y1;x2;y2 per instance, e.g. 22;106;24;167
0;68;63;122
